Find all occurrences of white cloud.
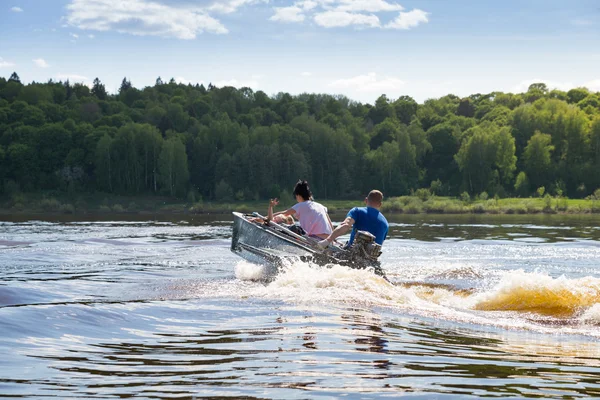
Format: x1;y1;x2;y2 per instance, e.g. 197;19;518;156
298;0;318;10
301;71;312;76
385;9;428;29
585;80;600;92
33;58;50;68
0;57;15;68
314;11;380;28
213;78;259;88
270;6;305;22
335;0;403;13
269;0;321;23
208;0;267;14
329;72;404;92
88;34;95;39
270;1;428;30
11;6;23;12
70;32;79;39
56;73;89;82
65;0;228;40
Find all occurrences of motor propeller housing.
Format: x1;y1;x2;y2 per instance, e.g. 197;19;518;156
350;230;382;261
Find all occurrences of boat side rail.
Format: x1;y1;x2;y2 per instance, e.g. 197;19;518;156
247;212;317;245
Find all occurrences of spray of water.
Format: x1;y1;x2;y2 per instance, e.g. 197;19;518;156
232;260;600;336
234;260;268;281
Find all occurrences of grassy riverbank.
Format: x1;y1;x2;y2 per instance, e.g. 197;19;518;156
2;192;600;216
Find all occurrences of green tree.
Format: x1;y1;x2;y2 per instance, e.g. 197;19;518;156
425;122;461;192
454;124;516;194
18;85;52;105
494;126;517;185
91;78;107;100
134;124;162;192
567;88;589;104
95;134;113;192
407;120;431;162
35;124;72;188
119;77;132;94
367;95;395;125
494;93;523;110
215;179;234;201
7;143;37;190
369;117;400;149
158;137;189;197
166;103;189;132
514;171;530;196
396;129;419;193
4;73;600;203
510;103;537;158
523;131;554;190
586;117;600;193
523;83;548;103
72;83;90;99
392;95;418;125
456;98;475;118
9;72;21;83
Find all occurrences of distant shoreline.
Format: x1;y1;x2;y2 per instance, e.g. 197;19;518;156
2;194;600;216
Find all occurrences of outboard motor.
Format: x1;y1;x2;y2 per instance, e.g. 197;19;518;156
348;230;382;262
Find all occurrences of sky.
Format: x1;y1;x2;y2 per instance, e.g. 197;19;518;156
0;0;599;104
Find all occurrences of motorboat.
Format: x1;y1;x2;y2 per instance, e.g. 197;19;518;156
230;212;385;278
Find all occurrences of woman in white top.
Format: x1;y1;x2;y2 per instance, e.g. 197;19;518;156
272;180;333;239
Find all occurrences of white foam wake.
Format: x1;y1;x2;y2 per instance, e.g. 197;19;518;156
581;303;600;324
232;260;600;336
234;261;268;281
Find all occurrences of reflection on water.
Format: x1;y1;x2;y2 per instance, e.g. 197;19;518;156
4;303;600;398
1;214;600;398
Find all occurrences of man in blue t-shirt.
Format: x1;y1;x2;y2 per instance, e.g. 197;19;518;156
318;190;389;248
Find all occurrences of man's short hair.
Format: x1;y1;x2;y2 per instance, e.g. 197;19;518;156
367;190;383;204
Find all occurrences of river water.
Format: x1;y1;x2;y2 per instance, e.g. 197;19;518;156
1;214;600;399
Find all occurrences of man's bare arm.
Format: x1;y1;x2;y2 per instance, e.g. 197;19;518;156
325;216;355;243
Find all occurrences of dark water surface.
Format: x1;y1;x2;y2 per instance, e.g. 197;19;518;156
1;214;600;399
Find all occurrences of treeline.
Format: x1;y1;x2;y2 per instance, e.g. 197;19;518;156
1;72;600;202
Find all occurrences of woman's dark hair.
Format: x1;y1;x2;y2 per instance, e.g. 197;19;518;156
293;180;313;201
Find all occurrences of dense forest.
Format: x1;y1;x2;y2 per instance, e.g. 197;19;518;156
1;72;599;204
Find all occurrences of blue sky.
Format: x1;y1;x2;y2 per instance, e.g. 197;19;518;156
1;0;599;103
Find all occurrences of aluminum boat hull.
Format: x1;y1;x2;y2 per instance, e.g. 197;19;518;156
230;212;384;278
